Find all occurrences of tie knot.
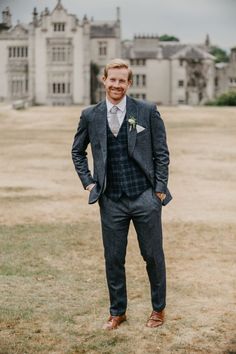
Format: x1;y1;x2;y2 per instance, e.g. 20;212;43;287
110;106;119;114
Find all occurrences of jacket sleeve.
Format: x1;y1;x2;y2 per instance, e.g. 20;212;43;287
150;105;170;193
71;111;94;189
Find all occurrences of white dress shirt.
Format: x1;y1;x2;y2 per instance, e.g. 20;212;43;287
106;96;127;128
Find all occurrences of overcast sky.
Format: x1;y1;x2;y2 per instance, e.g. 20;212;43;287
0;0;235;50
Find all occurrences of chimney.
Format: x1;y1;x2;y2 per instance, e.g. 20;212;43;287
205;34;210;49
116;7;120;22
2;7;12;28
32;7;38;26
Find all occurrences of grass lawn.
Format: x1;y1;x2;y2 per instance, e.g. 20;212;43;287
0;105;235;353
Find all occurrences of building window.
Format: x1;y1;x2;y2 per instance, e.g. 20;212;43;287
98;41;107;56
53;23;65;32
229;77;236;86
52;82;70;95
10;76;28;97
11;80;22;96
8;46;28;58
130;93;146;99
133;74;146;87
48;71;72;97
48;44;72;64
130;59;146;66
52;47;66;62
142;75;146;87
179;59;184;66
178;80;184;87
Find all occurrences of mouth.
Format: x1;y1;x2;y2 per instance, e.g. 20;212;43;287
111;89;122;93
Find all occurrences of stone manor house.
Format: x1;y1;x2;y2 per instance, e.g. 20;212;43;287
0;1;235;106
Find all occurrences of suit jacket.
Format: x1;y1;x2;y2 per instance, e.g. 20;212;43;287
72;96;172;205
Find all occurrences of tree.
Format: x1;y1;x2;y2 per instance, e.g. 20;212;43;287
209;46;229;63
159;34;179;42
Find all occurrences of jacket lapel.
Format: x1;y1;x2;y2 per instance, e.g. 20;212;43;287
95;100;107;165
95;97;138;161
126;96;138;156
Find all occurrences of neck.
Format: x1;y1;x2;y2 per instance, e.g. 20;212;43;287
106;95;126;105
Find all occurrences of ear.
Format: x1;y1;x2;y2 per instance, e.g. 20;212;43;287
128;80;132;88
102;76;106;85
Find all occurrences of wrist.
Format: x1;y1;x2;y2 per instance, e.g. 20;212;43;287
86;183;96;192
156;192;166;201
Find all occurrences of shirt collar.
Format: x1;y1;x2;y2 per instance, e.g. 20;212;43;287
106;96;126;113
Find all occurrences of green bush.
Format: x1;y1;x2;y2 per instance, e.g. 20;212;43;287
216;91;236;106
205;91;236;106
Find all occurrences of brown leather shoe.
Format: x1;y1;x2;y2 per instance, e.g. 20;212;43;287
146;310;164;328
103;314;127;330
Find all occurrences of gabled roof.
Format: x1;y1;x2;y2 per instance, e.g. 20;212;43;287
130;50;158;59
160;44;186;59
9;23;29;36
124;41;215;61
171;45;215;60
51;0;67;15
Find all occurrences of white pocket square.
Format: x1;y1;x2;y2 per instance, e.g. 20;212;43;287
136;124;146;133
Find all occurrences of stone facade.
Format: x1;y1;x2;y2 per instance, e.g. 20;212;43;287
123;36;216;105
215;48;236;97
0;1;234;106
0;1;120;105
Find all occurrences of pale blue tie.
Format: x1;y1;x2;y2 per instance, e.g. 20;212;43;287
109;106;120;137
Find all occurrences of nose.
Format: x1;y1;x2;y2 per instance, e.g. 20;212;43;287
113;80;120;87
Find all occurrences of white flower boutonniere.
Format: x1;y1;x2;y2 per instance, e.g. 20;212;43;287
128;116;137;131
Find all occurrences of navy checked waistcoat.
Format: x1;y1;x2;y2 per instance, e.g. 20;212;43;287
105;114;150;201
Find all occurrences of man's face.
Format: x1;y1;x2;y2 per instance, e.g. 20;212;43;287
103;67;132;104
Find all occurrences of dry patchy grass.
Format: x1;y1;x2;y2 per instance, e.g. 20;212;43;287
0;222;235;353
0;104;236;353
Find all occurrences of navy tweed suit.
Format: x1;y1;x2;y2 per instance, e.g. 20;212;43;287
72;96;172;316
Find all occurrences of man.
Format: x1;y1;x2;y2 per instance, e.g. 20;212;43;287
72;58;172;330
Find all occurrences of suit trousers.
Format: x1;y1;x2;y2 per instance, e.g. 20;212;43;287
99;187;166;316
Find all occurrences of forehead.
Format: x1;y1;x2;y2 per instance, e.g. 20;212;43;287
107;67;129;80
